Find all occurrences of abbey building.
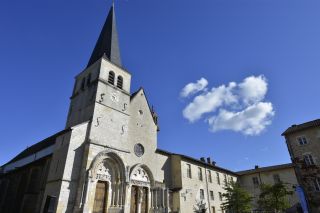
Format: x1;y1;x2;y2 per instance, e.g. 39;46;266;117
0;5;305;213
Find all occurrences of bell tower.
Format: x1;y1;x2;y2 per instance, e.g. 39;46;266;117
66;4;131;129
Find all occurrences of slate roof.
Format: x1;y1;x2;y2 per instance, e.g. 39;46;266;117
87;4;122;68
130;87;143;100
282;119;320;136
236;163;293;175
156;149;238;176
1;128;71;167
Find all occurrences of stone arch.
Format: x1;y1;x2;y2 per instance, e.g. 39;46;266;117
86;150;127;211
129;164;155;213
129;164;155;187
89;150;126;183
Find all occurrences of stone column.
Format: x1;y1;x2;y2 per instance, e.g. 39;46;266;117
162;188;165;208
116;182;121;207
123;183;131;213
112;183;116;207
123;182;127;207
137;187;142;213
150;189;153;209
165;188;169;213
158;188;161;209
155;188;158;209
119;182;124;207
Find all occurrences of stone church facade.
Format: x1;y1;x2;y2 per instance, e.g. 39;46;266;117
0;5;238;213
0;5;302;213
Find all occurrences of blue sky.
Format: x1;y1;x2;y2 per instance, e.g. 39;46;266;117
0;0;320;171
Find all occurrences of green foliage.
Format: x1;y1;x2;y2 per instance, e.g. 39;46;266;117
221;181;252;213
257;182;293;212
193;200;207;213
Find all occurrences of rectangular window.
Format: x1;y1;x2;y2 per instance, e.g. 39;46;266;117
252;177;259;187
230;177;234;183
212;206;216;213
314;178;320;191
304;154;315;166
198;167;203;181
216;172;220;185
297;136;308;145
219;192;223;201
208;170;212;183
224;174;228;186
86;73;91;86
187;164;192;178
210;190;214;200
80;78;85;90
273;174;281;184
200;189;205;200
43;196;57;213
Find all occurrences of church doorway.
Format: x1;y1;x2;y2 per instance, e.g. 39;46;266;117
130;186;148;213
93;181;109;213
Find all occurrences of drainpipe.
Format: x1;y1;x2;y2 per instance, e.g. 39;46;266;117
204;165;211;213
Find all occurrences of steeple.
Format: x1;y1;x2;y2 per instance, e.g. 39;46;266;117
87;4;122;68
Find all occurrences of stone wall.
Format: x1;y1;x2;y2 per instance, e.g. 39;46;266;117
284;125;320;212
238;165;299;210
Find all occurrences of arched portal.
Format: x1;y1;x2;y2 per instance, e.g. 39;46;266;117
86;151;126;213
129;164;154;213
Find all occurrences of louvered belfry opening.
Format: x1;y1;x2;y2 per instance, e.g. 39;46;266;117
108;71;115;85
116;76;123;89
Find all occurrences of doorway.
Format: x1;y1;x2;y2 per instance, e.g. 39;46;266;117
130;186;148;213
93;181;109;213
211;206;216;213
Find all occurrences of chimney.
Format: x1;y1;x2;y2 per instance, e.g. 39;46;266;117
212;161;216;166
207;157;211;164
200;157;206;162
255;165;259;169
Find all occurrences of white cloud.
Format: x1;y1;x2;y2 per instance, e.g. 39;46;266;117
180;78;208;98
181;75;275;136
182;82;237;122
238;75;268;105
208;102;274;135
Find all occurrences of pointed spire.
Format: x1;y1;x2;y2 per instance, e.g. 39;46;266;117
87;5;122;68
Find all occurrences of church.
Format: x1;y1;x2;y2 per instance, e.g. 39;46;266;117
0;5;301;213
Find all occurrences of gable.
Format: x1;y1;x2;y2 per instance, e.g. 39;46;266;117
130;88;158;128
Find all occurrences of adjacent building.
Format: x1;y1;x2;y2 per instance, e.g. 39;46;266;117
237;164;300;212
164;154;237;213
282;119;320;212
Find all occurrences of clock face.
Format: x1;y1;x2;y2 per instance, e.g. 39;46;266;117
110;92;119;102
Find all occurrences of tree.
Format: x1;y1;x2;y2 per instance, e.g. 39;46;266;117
221;181;252;213
193;199;207;213
257;182;293;213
